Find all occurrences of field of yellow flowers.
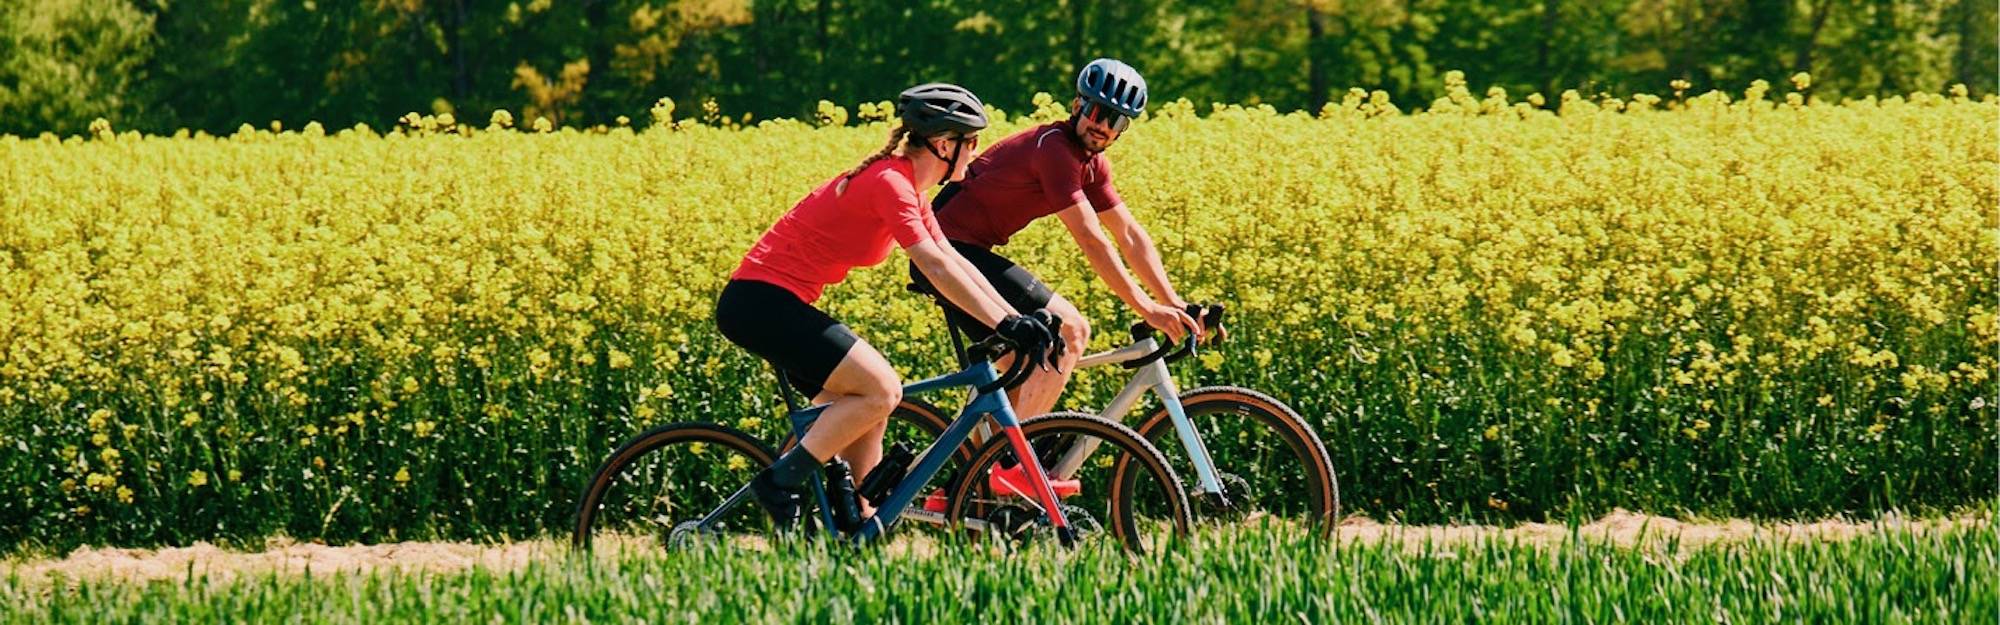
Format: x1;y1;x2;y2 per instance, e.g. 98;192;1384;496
0;77;1993;552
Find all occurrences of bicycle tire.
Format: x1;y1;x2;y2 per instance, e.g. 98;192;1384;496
573;421;779;551
1134;386;1340;537
945;411;1193;553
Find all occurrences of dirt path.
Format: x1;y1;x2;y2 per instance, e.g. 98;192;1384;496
7;509;1984;587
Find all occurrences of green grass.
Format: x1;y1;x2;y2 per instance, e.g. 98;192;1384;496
4;524;1990;624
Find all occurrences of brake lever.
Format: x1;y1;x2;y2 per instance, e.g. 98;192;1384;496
976;339;1033;394
1200;303;1228;342
1165;303;1226;364
1036;311;1066;372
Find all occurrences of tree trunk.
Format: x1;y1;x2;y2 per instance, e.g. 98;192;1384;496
1950;0;1979;89
1874;0;1899;93
818;0;831;98
1071;0;1089;70
1792;0;1831;74
446;0;469;101
584;0;615;120
1539;0;1559;97
1307;5;1328;109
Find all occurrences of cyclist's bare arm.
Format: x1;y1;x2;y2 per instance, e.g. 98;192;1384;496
1097;204;1186;309
948;247;1014;317
1056;202;1195;341
908;240;1017;326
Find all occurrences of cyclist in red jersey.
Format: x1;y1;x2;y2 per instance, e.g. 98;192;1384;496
912;59;1204;424
718;83;1060;527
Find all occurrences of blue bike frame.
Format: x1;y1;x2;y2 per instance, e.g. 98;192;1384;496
693;359;1072;544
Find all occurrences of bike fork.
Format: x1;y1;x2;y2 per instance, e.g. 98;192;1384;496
1049;359;1228;498
1153;369;1228;498
1001;424;1075;546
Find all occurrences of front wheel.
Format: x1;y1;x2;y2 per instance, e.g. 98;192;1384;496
1135;386;1340;537
944;412;1192;553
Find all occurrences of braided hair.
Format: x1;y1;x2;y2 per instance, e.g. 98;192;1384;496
835;124;913;196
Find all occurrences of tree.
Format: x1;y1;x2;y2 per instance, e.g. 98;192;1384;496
0;0;155;135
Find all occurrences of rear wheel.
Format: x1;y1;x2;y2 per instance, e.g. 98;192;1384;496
1136;386;1339;536
776;398;978;532
945;412;1192;553
573;422;782;553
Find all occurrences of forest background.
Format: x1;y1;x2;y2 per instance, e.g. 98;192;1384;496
3;0;1995;136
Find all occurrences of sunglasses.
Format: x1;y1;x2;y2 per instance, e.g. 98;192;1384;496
1078;101;1132;132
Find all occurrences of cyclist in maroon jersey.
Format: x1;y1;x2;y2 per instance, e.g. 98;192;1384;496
911;59;1205;433
719;83;1060;527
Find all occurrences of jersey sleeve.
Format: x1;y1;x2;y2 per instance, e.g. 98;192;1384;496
1032;138;1092;209
863;168;933;248
1083;155;1121;212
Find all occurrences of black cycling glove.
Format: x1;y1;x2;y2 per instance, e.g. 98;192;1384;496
1028;309;1067;367
993;314;1055;371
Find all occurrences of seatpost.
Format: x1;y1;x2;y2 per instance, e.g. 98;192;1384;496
946;311;971;369
772;363;804;412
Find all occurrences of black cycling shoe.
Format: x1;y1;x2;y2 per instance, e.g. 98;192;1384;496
748;472;806;531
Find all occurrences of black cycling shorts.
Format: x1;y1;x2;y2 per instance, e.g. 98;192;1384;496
714;279;860;397
907;241;1056;342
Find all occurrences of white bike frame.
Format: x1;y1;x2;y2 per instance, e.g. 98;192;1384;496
972;336;1227;496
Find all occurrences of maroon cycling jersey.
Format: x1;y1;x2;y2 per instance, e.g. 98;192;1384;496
934;121;1123;248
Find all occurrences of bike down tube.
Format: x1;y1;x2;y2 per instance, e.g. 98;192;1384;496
1048;341;1157;480
757;363;997;541
1044;339;1157;480
849;389;996;542
1053;339;1227;495
854;361;1059;542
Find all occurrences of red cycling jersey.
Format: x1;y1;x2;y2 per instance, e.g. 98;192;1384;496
731;156;945;303
935;121;1123;248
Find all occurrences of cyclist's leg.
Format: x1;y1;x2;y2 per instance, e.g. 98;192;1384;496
1009;292;1088;419
911;242;1069;408
805;342;900;476
949;243;1072;418
786;343;900;521
716;280;900;522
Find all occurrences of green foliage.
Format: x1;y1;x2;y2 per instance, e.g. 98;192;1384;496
0;0;155;136
3;524;1993;623
0;1;1993;135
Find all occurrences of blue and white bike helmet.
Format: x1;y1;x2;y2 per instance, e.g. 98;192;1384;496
1075;58;1148;130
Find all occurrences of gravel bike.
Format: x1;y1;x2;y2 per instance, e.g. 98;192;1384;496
573;330;1193;553
890;298;1340;536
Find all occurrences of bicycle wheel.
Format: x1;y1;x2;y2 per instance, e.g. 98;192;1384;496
944;412;1192;553
1135;386;1339;536
573;422;781;552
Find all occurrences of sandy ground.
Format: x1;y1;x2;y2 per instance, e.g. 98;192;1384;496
6;509;1985;587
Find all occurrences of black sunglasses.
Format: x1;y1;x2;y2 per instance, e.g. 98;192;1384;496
1078;101;1132;132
